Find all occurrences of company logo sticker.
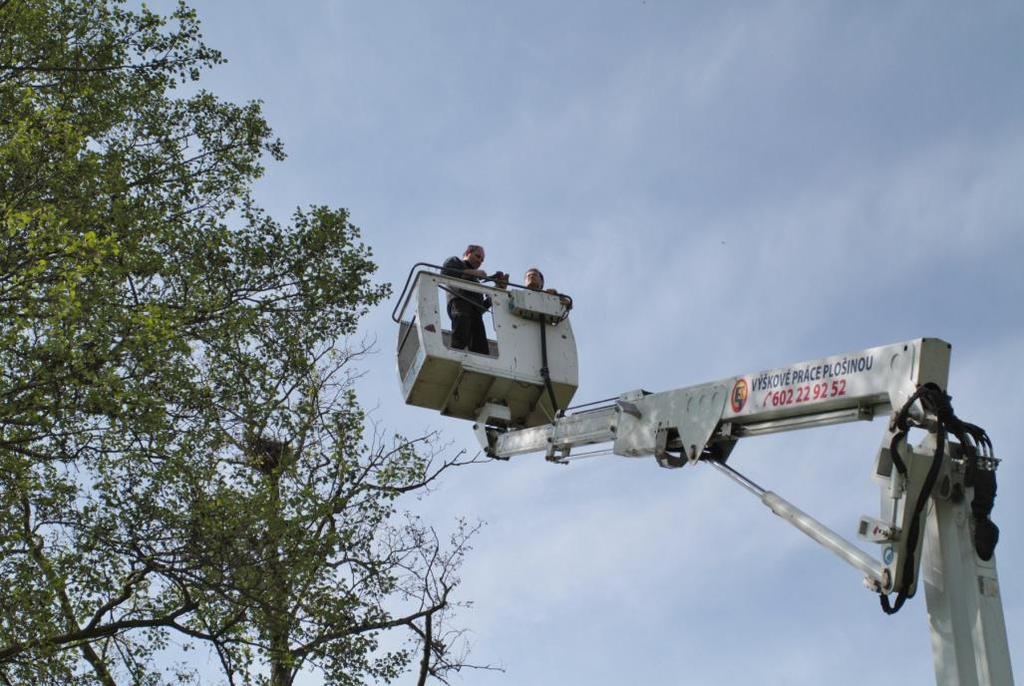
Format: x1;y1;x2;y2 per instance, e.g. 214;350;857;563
731;378;749;413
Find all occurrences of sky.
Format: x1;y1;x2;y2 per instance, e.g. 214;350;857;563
175;2;1022;684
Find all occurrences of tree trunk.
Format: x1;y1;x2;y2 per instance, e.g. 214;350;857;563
264;470;294;686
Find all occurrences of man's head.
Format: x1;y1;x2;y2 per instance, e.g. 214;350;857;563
524;267;544;290
463;244;485;269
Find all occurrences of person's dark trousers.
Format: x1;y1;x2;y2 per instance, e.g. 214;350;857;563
450;313;489;355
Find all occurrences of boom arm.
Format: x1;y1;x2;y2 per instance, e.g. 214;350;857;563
476;338;946;462
476;339;948;591
471;337;1012;685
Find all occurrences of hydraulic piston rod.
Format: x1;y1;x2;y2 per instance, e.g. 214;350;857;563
708;460;886;588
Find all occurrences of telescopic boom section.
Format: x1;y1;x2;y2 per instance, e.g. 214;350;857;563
476;338;949;462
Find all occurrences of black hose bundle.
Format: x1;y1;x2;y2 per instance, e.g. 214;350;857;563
880;382;998;615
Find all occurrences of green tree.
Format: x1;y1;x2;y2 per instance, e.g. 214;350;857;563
0;2;481;684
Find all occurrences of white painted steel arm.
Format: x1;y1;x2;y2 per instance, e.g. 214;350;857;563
477;338;950;460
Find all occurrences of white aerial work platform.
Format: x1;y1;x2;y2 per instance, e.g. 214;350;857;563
395;272;1013;686
394;263;577;428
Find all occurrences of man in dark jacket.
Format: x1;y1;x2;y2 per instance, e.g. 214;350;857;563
442;245;502;354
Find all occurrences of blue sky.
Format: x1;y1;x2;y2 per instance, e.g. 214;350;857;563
179;2;1022;683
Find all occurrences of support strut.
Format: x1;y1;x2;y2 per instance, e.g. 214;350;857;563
707;460;887;589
